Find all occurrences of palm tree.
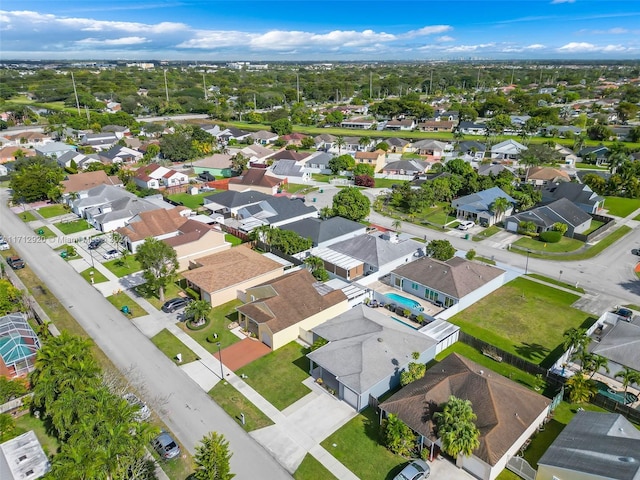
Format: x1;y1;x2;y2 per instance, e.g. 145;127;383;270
565;373;597;404
319;206;334;219
615;367;640;396
490;197;511;224
358;136;371;151
434;396;479;459
335;135;345;154
562;327;590;356
391;219;402;234
185;300;212;327
587;354;610;379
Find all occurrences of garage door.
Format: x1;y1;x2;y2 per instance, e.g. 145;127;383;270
506;221;518;232
342;386;359;410
261;331;272;348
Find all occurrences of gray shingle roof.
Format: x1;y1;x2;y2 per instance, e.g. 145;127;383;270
452;187;515;214
307;305;436;393
330;234;424;268
271;159;304;177
237;196;317;226
507;198;592;229
542;182;603;207
204;190;271;209
280;216;365;246
537;411;640;480
589;321;640;372
382;160;428;173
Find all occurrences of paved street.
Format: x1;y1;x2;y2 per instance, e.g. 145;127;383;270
0;191;293;480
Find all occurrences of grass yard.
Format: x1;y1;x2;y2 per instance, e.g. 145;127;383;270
106;292;147;318
208;381;274;431
294;454;338;480
374;178;404;189
575;163;608;170
513;235;583;253
321;407;405;480
151;328;199;364
283;183;318;195
224;233;244;246
18;210;38;222
14;413;60;457
37;204;69;218
526;273;586;293
54;219;93;235
54;244;81;261
475;256;497;265
473;225;501;241
449;277;595;368
79;266;109;284
34;226;56;239
102;257;142;277
604;196;640;218
236;341;312;410
311;173;335;183
582;219;604;235
135;281;185;311
176;300;242;353
167;191;212;209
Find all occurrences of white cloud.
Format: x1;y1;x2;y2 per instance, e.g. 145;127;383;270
444;43;496;53
77;37;149;46
557;42;627;52
525;44;546;50
402;25;452;38
436;36;454;43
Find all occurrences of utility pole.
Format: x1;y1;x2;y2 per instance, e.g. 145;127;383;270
164;69;169;102
71;71;81;117
202;73;207;100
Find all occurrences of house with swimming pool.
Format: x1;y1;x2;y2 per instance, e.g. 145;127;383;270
388;256;506;315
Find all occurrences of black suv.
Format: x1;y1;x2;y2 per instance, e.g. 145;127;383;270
88;238;104;250
161;297;191;313
6;256;25;269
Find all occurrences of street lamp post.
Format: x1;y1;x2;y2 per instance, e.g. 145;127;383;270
525;250;531;275
216;342;224;379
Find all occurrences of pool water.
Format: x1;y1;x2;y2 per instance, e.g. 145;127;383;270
385;292;424;312
595;381;638;405
391;317;419;330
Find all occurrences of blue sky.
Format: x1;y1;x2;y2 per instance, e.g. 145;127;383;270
2;0;640;60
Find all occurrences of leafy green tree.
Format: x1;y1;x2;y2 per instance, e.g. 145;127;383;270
582;173;607;195
324;110;344;125
332;187;370;222
135;238;179;302
353;163;375;177
615;367;640;396
465;249;477;261
194;432;235;480
0;377;28;404
382;413;416;457
10;156;65;202
375;141;389;152
0;413;16;441
319;206;334;219
434;396;480;459
0;278;26;315
231;153;248;174
304;256;329;281
552;222;568;235
566;374;597;404
160;132;196;162
300;137;315;149
328;154;355;174
400;352;426;386
186;300;212;327
445;158;473;176
616;101;639;122
271;118;292;135
587;124;613;141
426;239;455;261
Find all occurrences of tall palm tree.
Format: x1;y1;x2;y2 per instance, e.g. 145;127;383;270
185;300;212;327
434;396;479;459
587;354;610;379
359;136;371;151
562;327;590;356
490;197;511;224
391;219;402;234
615;367;640;396
335;135;345;154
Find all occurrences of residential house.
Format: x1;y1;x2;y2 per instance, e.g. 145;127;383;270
385;118;416;131
227;168;284;195
102;125;130;138
457;121;487;136
3;131;52;148
504;198;593;237
454;141;487;161
477;164;515;178
250;130;279;145
313;133;336;151
381;160;429;176
389;256;506;310
61;170;123;195
133;163;189;190
536;412;640;480
435;110;459;122
411;139;450;158
452;187;516;226
0;313;41;379
232;195;318;233
0;164;7;176
554;144;579;166
241;144;277;165
280;132;308;146
543;125;582;138
490;139;527;162
269;150;312;163
203;190;272;220
0;431;51;480
0;146;36;163
385;137;410;153
55;151;102;170
340;117;376;129
34;142;76;158
541;182;604;214
101;145;143;164
305;152;333;173
80;132;119;151
311;232;425;283
236;269;349;350
579;146;609;166
587;317;640;385
409;172;453;190
105;101;121;113
354;149;386;172
280;216;366;248
162;220;231;271
508;115;531;134
525;166;571;188
182;245;286;307
380;353;550;480
417;120;455;132
217;127;251;144
192;154;233;178
270;159;310;183
307;305;437;411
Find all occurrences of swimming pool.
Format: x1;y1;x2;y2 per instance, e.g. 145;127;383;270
385;292;424;312
595;381;638;405
391;317;419;330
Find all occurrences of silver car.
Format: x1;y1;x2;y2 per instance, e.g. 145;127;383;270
152;431;181;460
123;393;151;422
394;459;430;480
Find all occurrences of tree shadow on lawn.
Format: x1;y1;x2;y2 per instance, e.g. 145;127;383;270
291;345;312;374
514;342;549;363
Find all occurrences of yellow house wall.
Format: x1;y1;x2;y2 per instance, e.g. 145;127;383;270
227;184;277;195
175;231;231;271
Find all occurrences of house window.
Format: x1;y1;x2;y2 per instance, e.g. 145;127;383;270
394;277;401;287
411;283;419;291
444;297;455;307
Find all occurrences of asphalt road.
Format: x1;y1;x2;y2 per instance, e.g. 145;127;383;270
0;191;292;480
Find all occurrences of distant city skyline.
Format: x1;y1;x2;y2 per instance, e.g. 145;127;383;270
2;0;640;61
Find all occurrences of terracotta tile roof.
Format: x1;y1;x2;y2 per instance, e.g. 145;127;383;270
228;168;282;188
527;166;571;182
61;170;123;193
162;219;215;247
0;146;37;162
380;354;550;466
182;245;283;293
237;269;347;334
116;207;189;242
355;149;385;160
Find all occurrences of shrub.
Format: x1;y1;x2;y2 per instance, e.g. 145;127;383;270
465;249;476;261
354;175;375;187
540;230;562;243
186;316;211;330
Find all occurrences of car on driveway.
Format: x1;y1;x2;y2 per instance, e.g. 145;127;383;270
393;459;430;480
632;249;640;256
88;238;105;249
6;256;25;269
614;307;633;321
123;393;151;422
161;297;191;313
151;431;180;460
457;220;475;231
103;249;119;260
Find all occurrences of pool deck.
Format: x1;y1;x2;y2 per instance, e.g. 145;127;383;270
589;371;640;409
367;279;445;318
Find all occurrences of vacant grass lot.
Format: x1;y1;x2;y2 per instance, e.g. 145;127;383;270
283;183;318;194
208;381;273;432
448;277;594;368
604;196;640;217
513;235;583;253
374;178;403;189
37;204;69;218
54;219;93;234
294;454;338;480
236;342;312;410
167;191;212;209
106;292;146;318
151;328;199;364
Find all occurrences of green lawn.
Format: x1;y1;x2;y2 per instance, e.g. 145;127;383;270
106;292;147;318
236;341;312;410
374;178;404;189
473;225;501;241
582;220;604;235
54;244;81;261
283;183;319;194
575;163;608;170
513;235;583;253
176;300;242;353
18;210;38;222
475;256;497;265
208;381;274;432
321;407;405;480
102;257;142;277
604;196;640;217
14;413;60;457
224;233;244;246
151;328;199;364
79;266;109;284
294;454;338;480
449;277;595;368
526;273;586;293
135;281;185;310
37;204;69;218
167;191;212;209
54;219;93;234
34;226;56;239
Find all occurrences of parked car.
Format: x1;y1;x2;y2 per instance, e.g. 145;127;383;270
457;220;475;231
632;249;640;256
88;238;105;249
393;459;430;480
161;297;191;313
6;256;25;270
123;393;151;422
614;308;633;321
103;249;119;260
0;241;9;251
151;431;180;460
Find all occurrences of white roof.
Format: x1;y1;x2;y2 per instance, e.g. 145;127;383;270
313;246;363;270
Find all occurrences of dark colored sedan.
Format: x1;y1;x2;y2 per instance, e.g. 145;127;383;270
88;238;105;249
161;297;191;313
632;249;640;256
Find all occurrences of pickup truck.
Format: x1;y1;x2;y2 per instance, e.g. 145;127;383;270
6;256;25;269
